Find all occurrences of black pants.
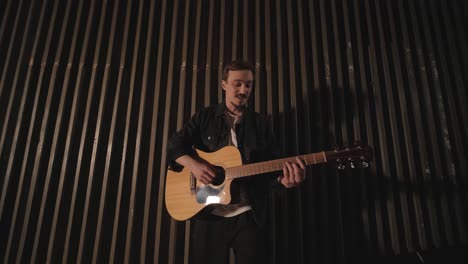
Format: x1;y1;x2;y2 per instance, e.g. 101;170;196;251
189;210;268;264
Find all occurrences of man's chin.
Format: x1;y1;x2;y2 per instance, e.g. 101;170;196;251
230;101;247;112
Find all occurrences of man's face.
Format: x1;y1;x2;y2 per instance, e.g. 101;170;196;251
222;70;254;114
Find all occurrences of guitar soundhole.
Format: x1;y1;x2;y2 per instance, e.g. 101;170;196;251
211;166;226;186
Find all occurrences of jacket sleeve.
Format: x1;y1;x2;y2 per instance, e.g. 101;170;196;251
166;110;202;170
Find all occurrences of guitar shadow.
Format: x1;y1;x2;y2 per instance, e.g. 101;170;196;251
268;103;467;262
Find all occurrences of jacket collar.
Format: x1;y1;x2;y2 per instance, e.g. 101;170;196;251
215;100;252;119
215;101;226;118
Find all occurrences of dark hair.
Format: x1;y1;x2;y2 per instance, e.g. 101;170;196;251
222;60;255;81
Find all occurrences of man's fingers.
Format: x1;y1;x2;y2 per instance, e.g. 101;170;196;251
291;163;302;183
205;166;217;178
285;161;294;181
283;163;288;178
296;157;306;169
204;170;217;183
198;176;207;185
200;173;214;184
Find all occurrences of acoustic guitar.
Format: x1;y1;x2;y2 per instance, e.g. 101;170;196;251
165;144;372;221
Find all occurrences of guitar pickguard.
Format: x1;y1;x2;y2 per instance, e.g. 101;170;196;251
196;184;226;204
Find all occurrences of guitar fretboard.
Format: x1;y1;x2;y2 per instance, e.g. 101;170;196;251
225;152;327;179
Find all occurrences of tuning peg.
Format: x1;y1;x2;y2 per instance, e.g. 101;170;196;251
353;161;369;168
337;160;346;170
361;161;369;168
332;144;340;151
360;156;369;168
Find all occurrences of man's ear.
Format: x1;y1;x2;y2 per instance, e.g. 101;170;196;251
221;80;227;90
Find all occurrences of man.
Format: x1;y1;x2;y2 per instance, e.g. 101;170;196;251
166;60;306;264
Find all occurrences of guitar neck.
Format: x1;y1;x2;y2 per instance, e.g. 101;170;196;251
225;152;327;179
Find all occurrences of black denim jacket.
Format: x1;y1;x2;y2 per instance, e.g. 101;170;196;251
166;102;280;226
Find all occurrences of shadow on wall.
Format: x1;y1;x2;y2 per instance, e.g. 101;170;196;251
376;245;468;264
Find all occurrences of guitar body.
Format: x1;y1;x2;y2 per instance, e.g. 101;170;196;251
165;146;243;221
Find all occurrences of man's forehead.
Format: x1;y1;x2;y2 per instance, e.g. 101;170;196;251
227;70;253;81
230;78;253;82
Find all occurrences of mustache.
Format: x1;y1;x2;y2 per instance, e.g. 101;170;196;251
235;94;248;99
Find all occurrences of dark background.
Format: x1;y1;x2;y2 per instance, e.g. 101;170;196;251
0;0;467;263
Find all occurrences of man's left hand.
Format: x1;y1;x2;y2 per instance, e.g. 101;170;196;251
277;157;306;188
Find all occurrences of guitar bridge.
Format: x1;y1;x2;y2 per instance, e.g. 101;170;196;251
190;173;196;194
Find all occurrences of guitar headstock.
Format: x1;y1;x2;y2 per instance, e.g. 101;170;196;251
325;144;373;170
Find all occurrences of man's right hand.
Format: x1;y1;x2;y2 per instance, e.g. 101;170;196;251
175;155;217;184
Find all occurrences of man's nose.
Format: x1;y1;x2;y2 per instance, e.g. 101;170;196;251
239;84;248;94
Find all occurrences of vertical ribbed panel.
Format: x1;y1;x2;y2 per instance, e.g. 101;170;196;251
0;0;467;263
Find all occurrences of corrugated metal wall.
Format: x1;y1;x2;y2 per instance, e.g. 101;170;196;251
0;0;467;263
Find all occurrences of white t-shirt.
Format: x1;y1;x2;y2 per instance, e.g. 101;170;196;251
210;112;252;217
